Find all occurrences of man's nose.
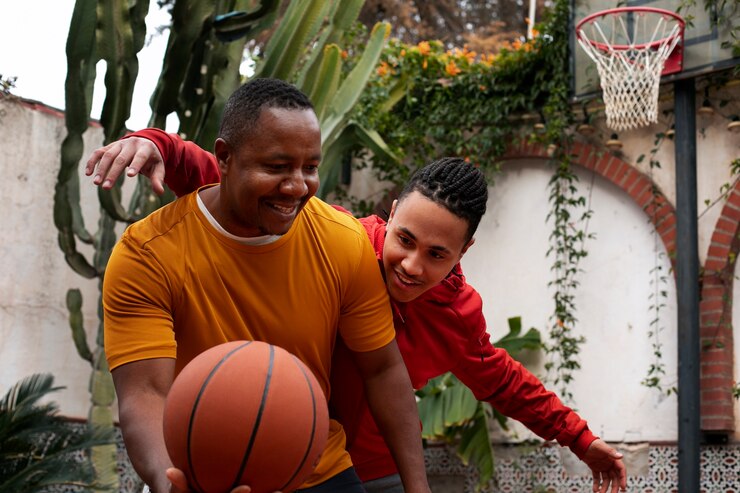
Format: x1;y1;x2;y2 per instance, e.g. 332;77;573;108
280;169;309;196
401;251;422;277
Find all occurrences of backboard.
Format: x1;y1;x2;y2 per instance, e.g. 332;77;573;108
571;0;740;101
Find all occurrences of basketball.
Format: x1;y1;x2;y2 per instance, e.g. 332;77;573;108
163;341;329;493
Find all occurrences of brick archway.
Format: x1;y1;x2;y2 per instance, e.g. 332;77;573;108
502;139;735;433
699;183;740;432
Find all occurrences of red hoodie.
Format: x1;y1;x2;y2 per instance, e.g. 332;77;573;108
128;129;597;481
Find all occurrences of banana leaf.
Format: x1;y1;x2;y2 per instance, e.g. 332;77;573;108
416;317;543;489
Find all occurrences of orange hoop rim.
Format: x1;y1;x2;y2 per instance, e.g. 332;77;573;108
576;6;685;52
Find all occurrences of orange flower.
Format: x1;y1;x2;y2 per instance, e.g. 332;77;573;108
417;41;431;56
480;53;497;66
531;27;540;38
512;39;523;50
445;60;461;76
341;50;348;59
376;61;390;77
479;84;487;91
463;49;477;64
400;48;406;57
422;59;428;70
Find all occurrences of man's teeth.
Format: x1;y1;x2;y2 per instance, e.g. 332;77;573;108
397;271;418;285
272;204;295;214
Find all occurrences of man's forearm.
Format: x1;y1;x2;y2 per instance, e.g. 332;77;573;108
364;361;429;492
119;397;174;493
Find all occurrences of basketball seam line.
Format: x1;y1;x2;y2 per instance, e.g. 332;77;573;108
278;355;320;491
186;340;253;493
231;344;275;490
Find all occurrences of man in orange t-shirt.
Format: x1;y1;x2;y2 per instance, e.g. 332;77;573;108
99;78;431;493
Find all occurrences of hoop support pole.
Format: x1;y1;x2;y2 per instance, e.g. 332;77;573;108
674;76;701;492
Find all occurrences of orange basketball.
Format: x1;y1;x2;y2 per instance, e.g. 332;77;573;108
163;341;329;493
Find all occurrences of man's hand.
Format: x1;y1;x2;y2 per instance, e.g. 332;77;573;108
166;468;280;493
582;439;627;493
85;137;166;195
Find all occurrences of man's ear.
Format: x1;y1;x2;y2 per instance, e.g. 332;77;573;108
214;138;231;176
460;237;475;257
387;199;399;222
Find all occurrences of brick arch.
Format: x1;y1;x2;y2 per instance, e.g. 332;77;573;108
502;140;677;260
502;139;735;434
699;183;740;432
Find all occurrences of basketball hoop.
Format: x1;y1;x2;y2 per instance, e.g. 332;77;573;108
576;7;685;131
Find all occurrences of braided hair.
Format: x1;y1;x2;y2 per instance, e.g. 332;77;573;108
219;78;314;147
398;158;488;241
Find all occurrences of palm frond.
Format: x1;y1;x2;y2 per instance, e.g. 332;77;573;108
0;374;115;493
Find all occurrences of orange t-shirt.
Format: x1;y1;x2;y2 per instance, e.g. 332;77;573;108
104;190;395;487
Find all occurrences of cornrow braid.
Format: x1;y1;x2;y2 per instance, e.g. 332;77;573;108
219;78;314;148
398;158;488;240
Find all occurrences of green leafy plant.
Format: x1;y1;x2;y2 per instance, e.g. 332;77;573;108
415;316;543;489
0;374;114;493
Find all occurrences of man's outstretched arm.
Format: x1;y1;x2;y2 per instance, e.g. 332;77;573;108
85;129;219;196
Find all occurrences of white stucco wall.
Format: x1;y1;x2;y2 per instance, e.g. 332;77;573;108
463;160;678;442
0;98;107;419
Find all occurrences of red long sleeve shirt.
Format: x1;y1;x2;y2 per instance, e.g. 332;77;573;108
129;128;597;481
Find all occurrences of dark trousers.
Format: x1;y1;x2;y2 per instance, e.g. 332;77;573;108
296;467;367;493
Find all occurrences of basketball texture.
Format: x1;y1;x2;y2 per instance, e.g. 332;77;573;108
163;340;329;493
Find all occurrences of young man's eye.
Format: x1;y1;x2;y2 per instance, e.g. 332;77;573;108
398;235;411;245
304;165;319;173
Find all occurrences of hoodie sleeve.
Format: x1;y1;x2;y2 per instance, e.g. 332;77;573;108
449;285;597;459
123;128;221;197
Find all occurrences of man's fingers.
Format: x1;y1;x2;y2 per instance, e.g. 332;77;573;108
149;163;166;195
592;471;600;493
85;146;109;177
618;463;628;491
101;145;139;189
165;467;189;492
127;148;154;179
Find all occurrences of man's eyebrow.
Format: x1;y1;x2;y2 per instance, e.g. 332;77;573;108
398;226;451;253
263;152;322;161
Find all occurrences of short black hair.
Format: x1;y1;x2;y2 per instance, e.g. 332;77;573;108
219;78;314;147
398;158;488;241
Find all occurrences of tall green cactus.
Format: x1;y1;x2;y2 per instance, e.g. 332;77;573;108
55;0;150;489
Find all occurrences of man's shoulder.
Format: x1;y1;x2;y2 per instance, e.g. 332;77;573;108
302;198;367;236
121;192;196;248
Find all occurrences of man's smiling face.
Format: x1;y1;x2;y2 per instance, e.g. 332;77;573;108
216;107;321;237
382;191;473;303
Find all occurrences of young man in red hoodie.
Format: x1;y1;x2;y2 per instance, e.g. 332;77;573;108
87;130;628;493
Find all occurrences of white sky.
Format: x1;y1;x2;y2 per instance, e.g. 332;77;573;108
0;1;173;131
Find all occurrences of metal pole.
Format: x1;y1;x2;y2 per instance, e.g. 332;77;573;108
527;0;536;39
674;77;701;492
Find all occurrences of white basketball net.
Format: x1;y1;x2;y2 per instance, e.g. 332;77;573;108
577;11;683;131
